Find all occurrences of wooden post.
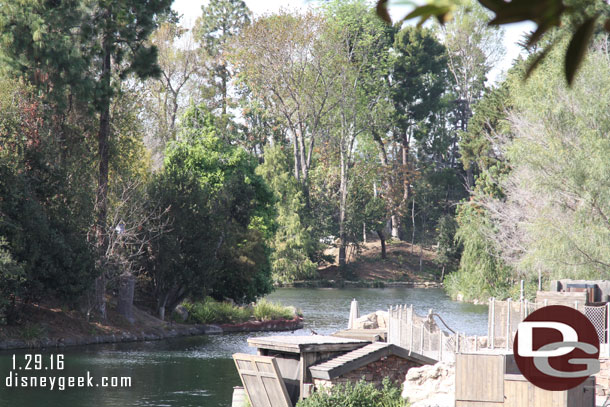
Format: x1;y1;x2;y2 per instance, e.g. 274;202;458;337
520;280;524;301
388;306;392;344
409;305;414;354
606;302;610;357
455;331;459;354
439;329;443;361
420;322;424;354
428;309;433;353
506;298;511;351
397;305;402;347
490;297;495;349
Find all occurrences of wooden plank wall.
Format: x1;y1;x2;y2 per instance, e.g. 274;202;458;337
536;291;588;310
233;353;293;407
456;356;596;407
455;354;504;402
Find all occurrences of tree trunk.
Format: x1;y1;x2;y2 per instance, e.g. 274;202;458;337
419;213;426;273
94;39;112;320
158;293;168;321
338;147;348;268
363;222;367;243
391;215;400;240
94;273;106;319
376;230;386;259
298;130;308;182
117;273;135;323
221;64;227;116
466;166;475;190
401;132;412;218
292;131;300;182
419;244;424;273
411;198;416;255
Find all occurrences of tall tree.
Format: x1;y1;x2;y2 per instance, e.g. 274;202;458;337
194;0;251;116
323;0;394;267
387;26;448;239
0;0;175;317
141;20;204;168
441;0;504;188
230;11;339;189
87;0;172;318
143;106;274;318
485;46;610;280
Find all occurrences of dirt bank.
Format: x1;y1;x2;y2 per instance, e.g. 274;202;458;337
0;301;303;351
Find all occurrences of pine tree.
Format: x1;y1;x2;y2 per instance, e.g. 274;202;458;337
194;0;251;115
0;0;173;318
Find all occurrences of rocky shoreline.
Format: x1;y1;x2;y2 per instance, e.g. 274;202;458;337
0;316;304;351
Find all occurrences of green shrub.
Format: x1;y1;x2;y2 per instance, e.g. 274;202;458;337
253;299;295;321
297;379;407;407
182;297;296;324
183;298;251;324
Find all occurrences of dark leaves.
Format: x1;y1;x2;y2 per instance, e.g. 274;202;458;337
565;16;597;86
376;0;392;24
374;0;604;86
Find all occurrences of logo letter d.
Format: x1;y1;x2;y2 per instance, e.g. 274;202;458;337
517;321;578;357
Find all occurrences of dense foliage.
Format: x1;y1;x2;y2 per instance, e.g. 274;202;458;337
296;379;406;407
0;0;607;324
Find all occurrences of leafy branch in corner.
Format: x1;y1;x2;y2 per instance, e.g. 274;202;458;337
376;0;608;85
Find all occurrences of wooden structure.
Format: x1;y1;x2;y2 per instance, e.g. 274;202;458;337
233;354;292;407
536;291;588;311
332;328;387;342
309;342;434;387
246;335;367;404
455;352;596;407
488;292;596;351
388;304;463;362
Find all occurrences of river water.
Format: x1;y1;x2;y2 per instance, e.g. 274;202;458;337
0;287;487;407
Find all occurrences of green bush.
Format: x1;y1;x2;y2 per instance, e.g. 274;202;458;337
183;298;251;324
296;379;407;407
182;298;296;324
253;299;295;321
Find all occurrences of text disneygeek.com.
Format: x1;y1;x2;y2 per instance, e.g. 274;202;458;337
4;354;131;391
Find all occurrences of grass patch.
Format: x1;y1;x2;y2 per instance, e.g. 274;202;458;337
182;297;297;325
253;299;296;321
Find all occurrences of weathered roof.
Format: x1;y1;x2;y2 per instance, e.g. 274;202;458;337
332;328;387;342
309;342;436;380
247;335;367;354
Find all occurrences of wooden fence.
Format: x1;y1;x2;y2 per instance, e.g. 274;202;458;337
488;294;610;354
387;305;483;363
388;293;610;362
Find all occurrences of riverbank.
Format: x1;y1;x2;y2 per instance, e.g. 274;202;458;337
278;280;442;289
0;300;303;351
279;239;443;289
0;287;489;407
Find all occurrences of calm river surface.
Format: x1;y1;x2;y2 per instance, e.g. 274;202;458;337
0;287;487;407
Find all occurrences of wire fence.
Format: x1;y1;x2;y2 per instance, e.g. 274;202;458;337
488;298;610;352
388;298;610;361
387;305;484;363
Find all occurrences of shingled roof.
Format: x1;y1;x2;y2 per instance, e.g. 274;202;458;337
309;342;436;380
